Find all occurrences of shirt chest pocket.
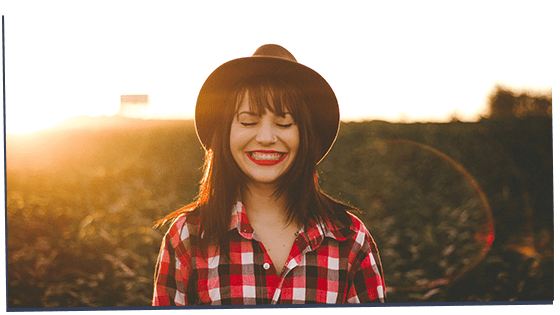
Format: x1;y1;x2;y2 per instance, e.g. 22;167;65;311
277;260;348;304
194;262;272;305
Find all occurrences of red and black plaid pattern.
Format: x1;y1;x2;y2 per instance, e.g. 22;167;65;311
153;202;386;305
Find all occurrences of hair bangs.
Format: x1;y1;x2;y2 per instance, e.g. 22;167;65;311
234;76;303;123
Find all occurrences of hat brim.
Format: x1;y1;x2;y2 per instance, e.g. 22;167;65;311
195;56;339;164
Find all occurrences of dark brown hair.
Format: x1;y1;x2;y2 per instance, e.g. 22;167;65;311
156;76;354;250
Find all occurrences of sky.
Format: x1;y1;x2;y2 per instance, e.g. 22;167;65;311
2;0;555;134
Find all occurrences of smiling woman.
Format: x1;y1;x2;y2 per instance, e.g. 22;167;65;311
153;44;386;306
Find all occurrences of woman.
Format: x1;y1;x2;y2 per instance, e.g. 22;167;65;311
153;44;386;305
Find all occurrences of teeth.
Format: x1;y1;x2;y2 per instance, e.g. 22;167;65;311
250;152;284;161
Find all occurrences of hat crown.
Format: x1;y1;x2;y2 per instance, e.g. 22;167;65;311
252;44;298;62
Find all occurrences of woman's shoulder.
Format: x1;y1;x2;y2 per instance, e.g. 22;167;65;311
165;207;202;244
339;212;377;245
322;209;370;242
347;212;369;234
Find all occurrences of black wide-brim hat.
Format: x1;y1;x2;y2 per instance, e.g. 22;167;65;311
195;44;340;164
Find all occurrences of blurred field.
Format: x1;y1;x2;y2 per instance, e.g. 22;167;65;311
5;115;553;307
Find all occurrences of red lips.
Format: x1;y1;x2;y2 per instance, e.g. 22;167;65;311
246;150;287;166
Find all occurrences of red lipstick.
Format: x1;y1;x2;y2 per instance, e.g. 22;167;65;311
246;150;287;166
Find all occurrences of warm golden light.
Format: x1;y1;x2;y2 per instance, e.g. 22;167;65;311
6;114;66;135
4;1;552;129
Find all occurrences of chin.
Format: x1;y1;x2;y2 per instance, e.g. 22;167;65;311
247;173;284;185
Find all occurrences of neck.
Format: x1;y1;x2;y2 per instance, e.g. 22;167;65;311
241;182;290;225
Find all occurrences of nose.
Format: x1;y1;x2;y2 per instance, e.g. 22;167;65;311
255;121;277;144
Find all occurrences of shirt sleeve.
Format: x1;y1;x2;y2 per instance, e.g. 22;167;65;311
346;231;387;303
152;218;193;306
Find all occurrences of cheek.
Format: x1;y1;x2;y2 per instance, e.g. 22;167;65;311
229;125;249;153
229;124;240;155
289;128;300;153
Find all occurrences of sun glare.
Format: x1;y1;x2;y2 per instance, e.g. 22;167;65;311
6;115;66;135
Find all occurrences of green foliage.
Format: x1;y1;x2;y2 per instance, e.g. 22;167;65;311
319;117;553;302
6;118;205;308
5;116;553;307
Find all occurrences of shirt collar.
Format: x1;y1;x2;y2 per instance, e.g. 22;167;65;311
228;201;355;246
303;215;356;251
229;201;254;240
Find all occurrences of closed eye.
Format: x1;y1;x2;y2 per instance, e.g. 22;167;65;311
277;123;293;128
241;122;257;126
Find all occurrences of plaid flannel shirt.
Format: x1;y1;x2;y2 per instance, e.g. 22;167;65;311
153;201;386;305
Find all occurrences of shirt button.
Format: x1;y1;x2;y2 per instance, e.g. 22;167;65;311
263;263;270;270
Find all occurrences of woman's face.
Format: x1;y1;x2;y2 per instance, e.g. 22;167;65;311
230;92;300;186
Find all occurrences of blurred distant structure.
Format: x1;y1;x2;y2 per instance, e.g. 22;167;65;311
488;86;551;118
118;94;150;118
